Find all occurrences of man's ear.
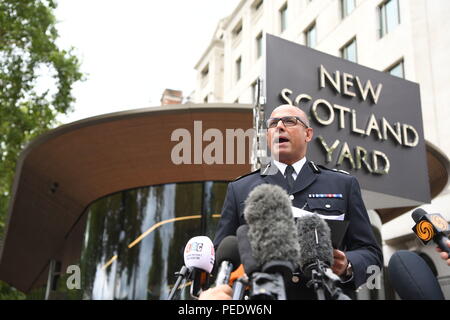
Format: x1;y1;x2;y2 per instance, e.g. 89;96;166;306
305;128;313;142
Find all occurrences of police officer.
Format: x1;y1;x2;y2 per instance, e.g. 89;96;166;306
212;104;382;300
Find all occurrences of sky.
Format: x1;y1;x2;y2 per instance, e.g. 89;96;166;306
54;0;240;124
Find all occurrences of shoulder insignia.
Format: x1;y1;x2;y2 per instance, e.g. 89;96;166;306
260;162;275;176
308;161;321;174
318;164;350;175
233;168;260;181
334;169;350;175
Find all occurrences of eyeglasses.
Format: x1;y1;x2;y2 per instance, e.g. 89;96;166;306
266;116;309;129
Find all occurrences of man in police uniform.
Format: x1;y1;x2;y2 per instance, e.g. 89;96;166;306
212;104;383;299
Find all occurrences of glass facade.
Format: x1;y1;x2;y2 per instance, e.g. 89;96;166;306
65;181;228;300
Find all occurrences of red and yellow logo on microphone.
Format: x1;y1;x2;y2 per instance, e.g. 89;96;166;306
415;220;435;242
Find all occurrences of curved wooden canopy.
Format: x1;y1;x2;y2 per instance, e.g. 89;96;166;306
0;104;253;292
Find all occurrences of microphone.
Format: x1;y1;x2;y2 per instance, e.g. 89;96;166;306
296;214;350;300
214;235;241;286
244;184;300;267
236;224;259;276
411;208;450;254
388;250;444;299
184;236;215;273
243;184;300;299
297;214;333;277
233;224;256;300
167;236;215;300
185;236;215;299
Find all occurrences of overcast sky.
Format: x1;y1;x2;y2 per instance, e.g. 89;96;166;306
54;0;240;124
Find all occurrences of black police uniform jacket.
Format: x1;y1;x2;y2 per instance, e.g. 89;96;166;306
213;161;383;299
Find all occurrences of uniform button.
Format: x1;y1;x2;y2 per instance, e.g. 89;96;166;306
292;275;300;283
325;204;331;209
289;195;294;200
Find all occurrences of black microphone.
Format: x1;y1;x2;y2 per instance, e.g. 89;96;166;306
214;235;241;286
296;214;350;300
243;184;300;299
388;250;444;300
297;214;333;277
411;208;450;254
234;224;256;300
236;224;259;276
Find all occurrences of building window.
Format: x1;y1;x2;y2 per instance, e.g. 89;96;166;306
279;3;288;33
235;56;242;82
256;32;263;59
304;22;317;48
201;65;209;87
251;81;258;104
201;65;209;79
233;20;243;39
341;37;357;63
341;0;355;18
252;0;263;12
379;0;400;38
387;59;404;78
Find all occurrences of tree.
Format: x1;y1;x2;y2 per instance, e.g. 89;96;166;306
0;0;83;298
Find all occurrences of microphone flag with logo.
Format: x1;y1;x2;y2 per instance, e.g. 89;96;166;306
412;208;450;254
184;236;215;273
167;236;215;300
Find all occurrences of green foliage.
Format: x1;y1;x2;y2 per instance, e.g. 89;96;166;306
0;0;84;298
0;280;26;299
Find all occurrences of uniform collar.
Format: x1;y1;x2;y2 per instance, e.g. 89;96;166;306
273;158;306;176
261;158;318;194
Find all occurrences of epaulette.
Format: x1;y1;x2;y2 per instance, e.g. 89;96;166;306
260;162;274;176
308;161;321;174
233;168;261;181
334;168;350;175
317;164;350;175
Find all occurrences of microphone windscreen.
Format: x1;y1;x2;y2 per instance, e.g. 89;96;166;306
297;214;333;272
243;184;300;266
412;208;427;223
215;235;240;269
236;224;259;275
184;236;215;273
388;250;444;300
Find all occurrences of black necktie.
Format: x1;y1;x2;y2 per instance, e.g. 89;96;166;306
284;165;295;191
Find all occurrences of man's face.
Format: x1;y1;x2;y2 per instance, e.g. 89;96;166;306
266;105;313;165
